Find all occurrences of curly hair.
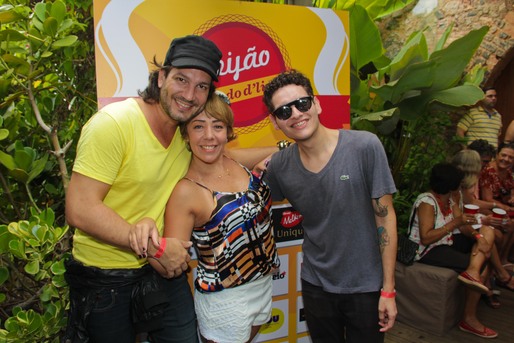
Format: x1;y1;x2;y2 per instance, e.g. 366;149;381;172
262;69;314;113
468;139;496;158
430;163;464;195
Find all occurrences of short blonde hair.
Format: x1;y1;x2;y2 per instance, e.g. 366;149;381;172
451;149;481;188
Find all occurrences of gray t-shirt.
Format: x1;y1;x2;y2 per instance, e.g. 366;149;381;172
266;130;397;293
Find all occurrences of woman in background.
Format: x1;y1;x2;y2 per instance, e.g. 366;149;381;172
451;149;514;308
408;163;497;338
479;142;514;269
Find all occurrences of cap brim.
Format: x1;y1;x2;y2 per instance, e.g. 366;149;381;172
171;58;218;82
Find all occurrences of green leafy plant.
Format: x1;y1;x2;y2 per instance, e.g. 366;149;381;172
0;0;95;341
0;0;96;223
0;208;69;342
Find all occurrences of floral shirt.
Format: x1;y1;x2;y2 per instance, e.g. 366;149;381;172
479;164;514;202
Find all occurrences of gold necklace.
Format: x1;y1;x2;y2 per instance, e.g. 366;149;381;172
217;168;230;178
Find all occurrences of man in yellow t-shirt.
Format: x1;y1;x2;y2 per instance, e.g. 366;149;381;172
64;35;221;343
65;34;275;342
457;87;502;149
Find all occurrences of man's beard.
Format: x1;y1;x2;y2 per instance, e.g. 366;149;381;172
159;88;203;123
160;100;205;123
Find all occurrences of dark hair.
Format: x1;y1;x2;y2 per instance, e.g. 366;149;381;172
468;139;496;158
429;163;464;195
481;86;496;93
262;69;314;113
498;141;514;153
137;57;215;104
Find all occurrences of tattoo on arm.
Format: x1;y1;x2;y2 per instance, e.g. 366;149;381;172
377;226;390;251
374;198;388;217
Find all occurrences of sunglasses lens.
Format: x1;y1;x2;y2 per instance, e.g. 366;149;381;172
296;97;312;112
274;106;292;120
273;96;312;120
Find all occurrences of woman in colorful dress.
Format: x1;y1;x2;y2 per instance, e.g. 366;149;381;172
148;92;280;343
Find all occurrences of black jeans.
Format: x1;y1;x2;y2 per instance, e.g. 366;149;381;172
301;279;384;343
64;258;198;343
86;274;197;343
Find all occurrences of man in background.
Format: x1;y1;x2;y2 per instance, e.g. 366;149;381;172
457;87;502;149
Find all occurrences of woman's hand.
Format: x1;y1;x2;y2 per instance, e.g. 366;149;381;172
481;214;503;227
500;217;513;233
459;213;478;226
128;217;160;258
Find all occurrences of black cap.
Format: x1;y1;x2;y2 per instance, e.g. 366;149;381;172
164;35;222;81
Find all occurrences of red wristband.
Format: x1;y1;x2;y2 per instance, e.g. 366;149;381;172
475;233;484;240
153;237;167;259
380;288;396;298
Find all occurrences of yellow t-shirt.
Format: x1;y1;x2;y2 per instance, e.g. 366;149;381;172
457;106;502;148
71;98;191;268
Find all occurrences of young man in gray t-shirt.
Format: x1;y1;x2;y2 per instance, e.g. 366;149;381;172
262;70;398;343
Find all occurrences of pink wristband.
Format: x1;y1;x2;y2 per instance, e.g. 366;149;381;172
380;288;396;298
153;237;167;259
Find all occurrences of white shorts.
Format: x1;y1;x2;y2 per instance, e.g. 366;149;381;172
194;275;272;343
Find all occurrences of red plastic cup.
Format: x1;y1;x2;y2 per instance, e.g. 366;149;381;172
492;208;507;218
464;204;479;214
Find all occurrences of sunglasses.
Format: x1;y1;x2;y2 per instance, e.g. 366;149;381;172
272;96;313;120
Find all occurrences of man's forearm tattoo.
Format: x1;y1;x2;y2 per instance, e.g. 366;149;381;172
374;198;388;217
377;226;390;251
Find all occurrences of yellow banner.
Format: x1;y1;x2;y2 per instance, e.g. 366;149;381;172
93;0;350;148
93;1;349;341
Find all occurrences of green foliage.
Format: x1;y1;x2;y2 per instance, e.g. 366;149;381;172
387;110;458;231
0;208;69;342
362;27;486;228
0;0;95;341
351;23;487;133
0;0;96;224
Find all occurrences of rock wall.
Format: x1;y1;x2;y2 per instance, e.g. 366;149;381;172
378;0;514;81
